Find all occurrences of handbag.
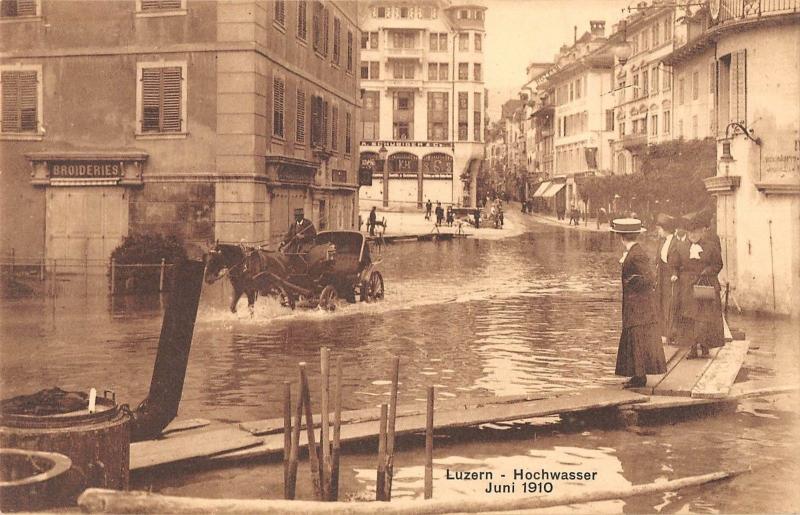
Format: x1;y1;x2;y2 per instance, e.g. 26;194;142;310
692;275;716;300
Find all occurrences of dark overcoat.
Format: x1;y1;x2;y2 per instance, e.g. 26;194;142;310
283;218;317;253
615;242;668;377
674;234;725;348
655;235;681;338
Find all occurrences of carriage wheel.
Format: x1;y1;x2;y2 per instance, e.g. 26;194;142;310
368;271;384;301
319;285;338;311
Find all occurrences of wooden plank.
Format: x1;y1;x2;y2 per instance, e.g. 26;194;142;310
729;381;800;400
240;394;554;436
131;427;263;471
630;395;722;411
692;340;750;399
214;389;647;462
632;345;688;395
723;317;733;342
652;347;722;397
161;418;211;436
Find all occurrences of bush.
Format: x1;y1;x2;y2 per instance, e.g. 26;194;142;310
579;138;716;223
110;233;187;293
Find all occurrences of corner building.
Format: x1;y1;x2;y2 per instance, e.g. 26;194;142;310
0;0;360;266
358;1;486;209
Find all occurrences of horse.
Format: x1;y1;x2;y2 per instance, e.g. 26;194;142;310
204;244;296;315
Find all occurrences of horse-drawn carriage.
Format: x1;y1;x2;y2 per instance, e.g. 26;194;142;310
204;231;384;313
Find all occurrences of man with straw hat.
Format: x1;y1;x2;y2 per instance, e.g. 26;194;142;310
610;218;667;388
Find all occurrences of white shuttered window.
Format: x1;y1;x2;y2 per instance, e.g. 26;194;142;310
140;65;184;133
1;70;39;133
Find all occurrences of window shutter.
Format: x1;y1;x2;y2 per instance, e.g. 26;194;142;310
322;7;329;56
311;95;322;146
141;0;181;11
296;89;305;143
141;68;162;132
345;111;351;153
331;105;338;150
2;71;37;132
347;31;353;71
323;100;329;147
274;0;285;26
273;77;285;137
161;67;182;132
3;0;37;16
297;0;307;39
734;49;746;125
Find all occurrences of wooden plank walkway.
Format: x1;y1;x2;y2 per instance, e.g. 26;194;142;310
652;346;722;397
211;389;648;462
130;428;263;471
692;340;750;398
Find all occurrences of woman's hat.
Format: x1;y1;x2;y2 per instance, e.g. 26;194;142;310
610;218;647;233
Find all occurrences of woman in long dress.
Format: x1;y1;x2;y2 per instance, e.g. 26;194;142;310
674;216;725;358
611;219;667;388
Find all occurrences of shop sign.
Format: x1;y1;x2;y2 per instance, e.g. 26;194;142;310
361;140;451;148
49;161;124;179
388;152;418;174
421;153;453;176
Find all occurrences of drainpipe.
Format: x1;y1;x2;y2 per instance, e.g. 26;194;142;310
130;260;205;442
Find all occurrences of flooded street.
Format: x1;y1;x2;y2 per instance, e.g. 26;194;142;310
2;215;798;512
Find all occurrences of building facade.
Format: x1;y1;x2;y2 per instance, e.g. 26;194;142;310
1;0;360;267
532;21;615;212
357;0;486;209
665;0;800;316
611;5;677;175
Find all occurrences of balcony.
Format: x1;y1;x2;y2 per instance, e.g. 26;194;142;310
718;0;800;23
621;133;647;151
385;78;424;90
704;175;741;194
385;47;425;61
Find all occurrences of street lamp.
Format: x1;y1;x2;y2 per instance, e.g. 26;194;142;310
379;144;389;207
612;20;633;66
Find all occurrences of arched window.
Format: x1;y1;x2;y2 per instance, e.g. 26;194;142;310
617;153;627;175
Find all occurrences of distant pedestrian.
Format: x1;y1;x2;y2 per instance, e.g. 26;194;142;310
498;205;504;228
473;209;480;229
446;206;454;226
556;205;566;221
597;207;608;230
610;218;667;388
435;201;444;226
569;205;580;226
425;199;432;220
368;206;377;236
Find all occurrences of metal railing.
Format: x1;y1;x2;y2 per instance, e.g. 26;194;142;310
1;251;175;296
719;0;799;22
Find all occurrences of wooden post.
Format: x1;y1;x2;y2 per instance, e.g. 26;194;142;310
286;370;305;500
384;356;400;500
110;258;116;295
329;356;343;502
283;381;292;499
300;363;323;500
376;404;388;502
320;347;331;500
40;255;45;281
159;258;166;292
424;386;434;500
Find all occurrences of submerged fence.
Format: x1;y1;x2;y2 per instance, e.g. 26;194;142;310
1;250;176;297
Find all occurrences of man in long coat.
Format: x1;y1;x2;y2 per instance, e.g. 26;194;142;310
654;213;680;344
611;218;668;388
281;208;316;254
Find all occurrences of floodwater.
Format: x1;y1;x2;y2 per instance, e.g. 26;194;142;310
1;214;798;512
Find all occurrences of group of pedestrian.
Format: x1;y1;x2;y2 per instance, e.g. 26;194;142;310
424;199;455;227
568;205;581;226
611;209;725;388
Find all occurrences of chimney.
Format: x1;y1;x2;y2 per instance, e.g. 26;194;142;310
590;20;606;37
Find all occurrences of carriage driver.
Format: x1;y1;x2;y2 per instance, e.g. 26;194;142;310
280;208;317;254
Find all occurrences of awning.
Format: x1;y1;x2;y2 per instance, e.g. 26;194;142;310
532;182;552;198
541;182;565;198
